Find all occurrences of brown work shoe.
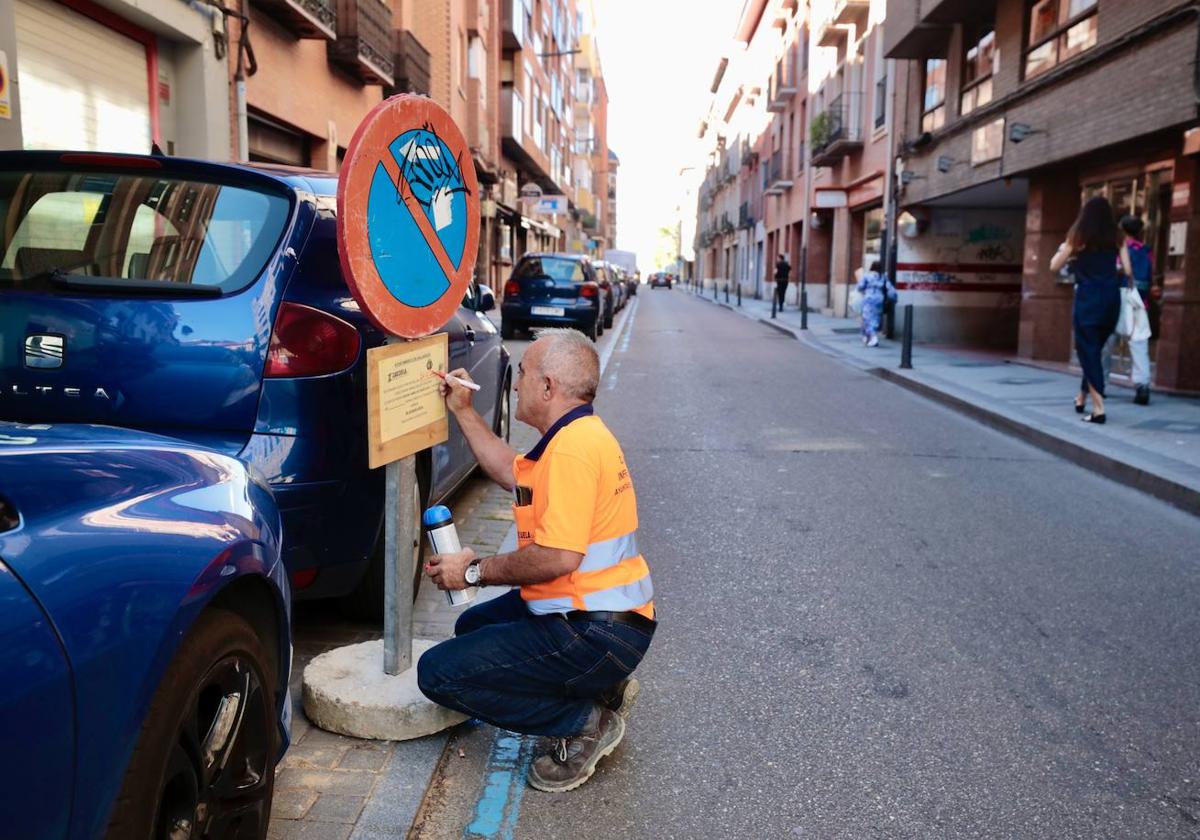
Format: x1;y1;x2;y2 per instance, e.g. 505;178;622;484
600;677;640;718
527;708;625;793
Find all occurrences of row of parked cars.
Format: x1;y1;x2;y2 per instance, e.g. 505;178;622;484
500;252;637;342
0;149;515;837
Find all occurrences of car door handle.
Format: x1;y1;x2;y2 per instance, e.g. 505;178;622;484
465;328;476;343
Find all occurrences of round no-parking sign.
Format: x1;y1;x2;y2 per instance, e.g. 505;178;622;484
337;95;481;338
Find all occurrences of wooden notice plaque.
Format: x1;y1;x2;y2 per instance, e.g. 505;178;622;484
366;334;450;468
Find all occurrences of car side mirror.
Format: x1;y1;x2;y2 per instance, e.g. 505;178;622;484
477;284;496;312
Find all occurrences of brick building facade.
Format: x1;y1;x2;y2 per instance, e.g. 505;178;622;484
887;0;1200;389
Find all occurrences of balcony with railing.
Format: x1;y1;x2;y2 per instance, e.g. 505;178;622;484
810;93;864;166
501;85;552;183
764;149;794;194
832;0;870;28
502;0;524;50
390;29;431;96
255;0;336;40
767;42;800;112
738;201;754;229
329;0;393;85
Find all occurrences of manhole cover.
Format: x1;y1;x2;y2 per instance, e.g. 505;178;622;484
832;327;861;334
950;361;1001;368
1132;419;1200;434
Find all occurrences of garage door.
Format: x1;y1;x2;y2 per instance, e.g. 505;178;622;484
15;0;151;154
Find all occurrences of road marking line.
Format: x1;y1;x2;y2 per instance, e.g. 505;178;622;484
463;733;535;839
598;296;637;376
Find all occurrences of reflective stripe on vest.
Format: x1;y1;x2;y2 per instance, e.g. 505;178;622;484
523;529;654;615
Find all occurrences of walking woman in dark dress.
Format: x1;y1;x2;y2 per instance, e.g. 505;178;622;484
1049;197;1132;423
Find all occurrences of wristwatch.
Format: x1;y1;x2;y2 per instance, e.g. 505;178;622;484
464;558;483;587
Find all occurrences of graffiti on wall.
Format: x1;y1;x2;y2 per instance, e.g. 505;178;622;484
896;208;1025;296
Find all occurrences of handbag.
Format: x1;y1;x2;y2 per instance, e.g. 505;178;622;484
1116;287;1149;339
848;288;864;314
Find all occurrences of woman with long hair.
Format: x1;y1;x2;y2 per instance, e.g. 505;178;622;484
1050;196;1132;423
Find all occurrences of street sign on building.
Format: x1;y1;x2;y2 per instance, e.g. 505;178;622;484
519;181;544;200
532;194;568;215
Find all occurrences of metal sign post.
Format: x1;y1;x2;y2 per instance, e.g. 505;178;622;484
383;454;417;675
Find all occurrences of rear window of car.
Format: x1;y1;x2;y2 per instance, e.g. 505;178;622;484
513;256;586;283
0;168;291;295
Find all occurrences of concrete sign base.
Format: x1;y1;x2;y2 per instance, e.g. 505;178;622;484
303;638;467;741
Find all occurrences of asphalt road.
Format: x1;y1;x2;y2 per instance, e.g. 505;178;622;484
414;287;1200;840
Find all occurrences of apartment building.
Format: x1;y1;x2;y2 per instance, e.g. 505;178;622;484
886;0;1200;389
807;0;897;316
694;0;904;312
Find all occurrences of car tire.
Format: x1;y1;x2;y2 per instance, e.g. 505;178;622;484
494;373;512;441
604;305;614;329
586;317;599;342
106;608;278;840
501;320;516;340
340;469;428;622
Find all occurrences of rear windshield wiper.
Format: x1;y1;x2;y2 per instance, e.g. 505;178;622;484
47;273;222;297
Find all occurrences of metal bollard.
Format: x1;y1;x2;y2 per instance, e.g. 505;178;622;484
900;304;913;369
714;283;718;301
724;283;729;303
771;292;777;318
800;291;808;330
737;284;742;307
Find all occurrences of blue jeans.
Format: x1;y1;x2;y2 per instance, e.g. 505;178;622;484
417;590;655;737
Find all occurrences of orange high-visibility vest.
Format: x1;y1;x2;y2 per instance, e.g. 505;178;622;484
512;405;654;619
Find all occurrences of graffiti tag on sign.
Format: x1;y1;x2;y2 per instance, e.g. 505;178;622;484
338;95;481;338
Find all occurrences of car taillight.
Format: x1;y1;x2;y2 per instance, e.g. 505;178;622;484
265;302;361;378
290;568;318;590
580;283;598;298
504;280;521;297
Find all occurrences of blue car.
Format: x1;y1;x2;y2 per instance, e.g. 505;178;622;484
0;421;290;839
0;150;511;616
501;252;606;341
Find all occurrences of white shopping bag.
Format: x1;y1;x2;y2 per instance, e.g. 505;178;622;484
1116;288;1150;340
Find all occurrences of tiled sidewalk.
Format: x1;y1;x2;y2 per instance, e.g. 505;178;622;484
269;423;539;840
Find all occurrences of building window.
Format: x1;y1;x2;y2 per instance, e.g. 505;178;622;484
1025;0;1098;79
971;118;1005;164
921;58;946;133
961;23;996;116
873;35;887;130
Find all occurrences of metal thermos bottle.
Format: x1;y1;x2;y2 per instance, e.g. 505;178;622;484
423;505;477;607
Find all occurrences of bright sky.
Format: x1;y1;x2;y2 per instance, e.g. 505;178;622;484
593;0;739;270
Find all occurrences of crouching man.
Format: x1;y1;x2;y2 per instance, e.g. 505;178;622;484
417;328;657;792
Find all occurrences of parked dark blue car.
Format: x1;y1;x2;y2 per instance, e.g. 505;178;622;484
0;150;511;615
501;252;606;341
0;421;290;838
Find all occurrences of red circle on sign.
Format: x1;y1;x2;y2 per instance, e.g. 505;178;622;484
337;95;480;338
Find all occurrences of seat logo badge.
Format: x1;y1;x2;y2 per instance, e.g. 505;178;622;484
24;335;64;369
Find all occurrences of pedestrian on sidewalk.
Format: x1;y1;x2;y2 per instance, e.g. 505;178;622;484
1108;215;1155;405
856;260;897;347
418;328;656;794
774;253;791;310
1050;196;1133;424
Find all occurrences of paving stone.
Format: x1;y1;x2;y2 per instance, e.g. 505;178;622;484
274;820;353;840
281;743;348;770
274;769;377;797
338;745;391;772
306;794;367;824
271;789;318;821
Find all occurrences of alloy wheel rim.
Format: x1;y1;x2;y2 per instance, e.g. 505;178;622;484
156;653;272;839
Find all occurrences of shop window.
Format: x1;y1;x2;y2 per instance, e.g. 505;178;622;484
922;58;946;133
1025;0;1098;80
873;35;887;130
961;22;996;116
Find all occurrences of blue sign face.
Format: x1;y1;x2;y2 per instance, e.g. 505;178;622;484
367;127;471;309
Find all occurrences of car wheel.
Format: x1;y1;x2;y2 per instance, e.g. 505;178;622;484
494;373;512;442
501;320;515;340
586;317;599;342
105;608;278;840
340;471;427;621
